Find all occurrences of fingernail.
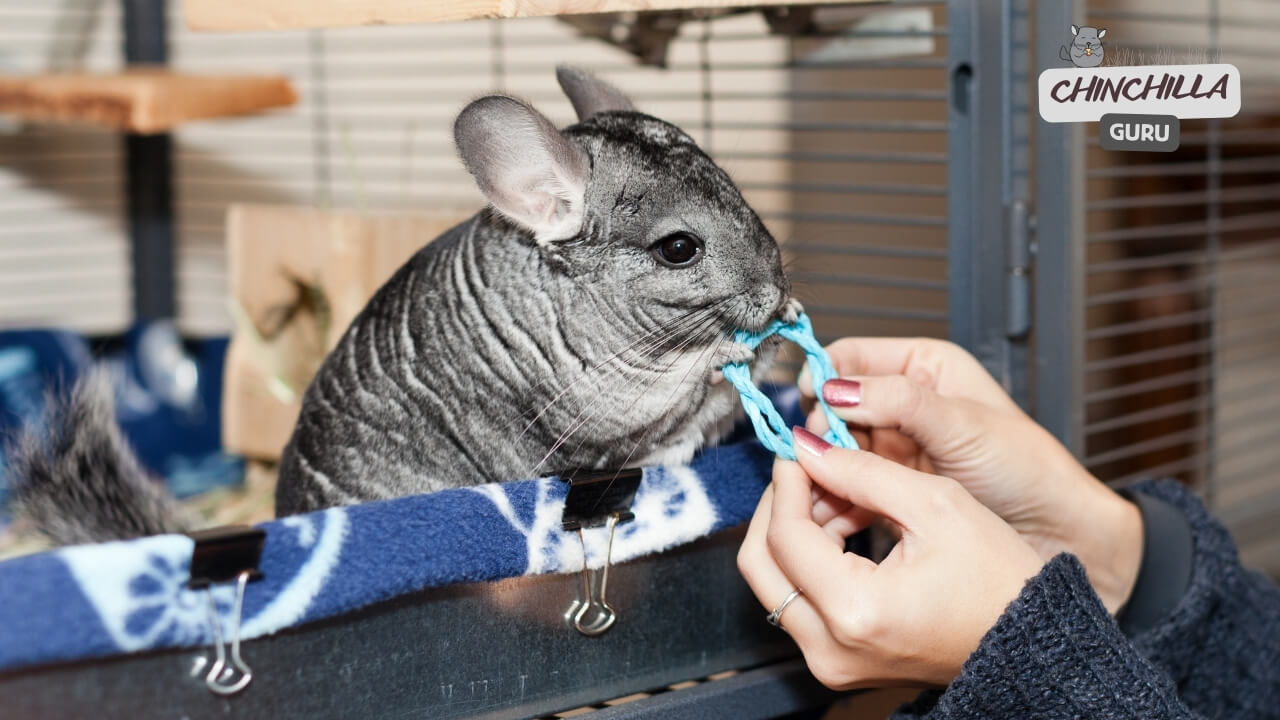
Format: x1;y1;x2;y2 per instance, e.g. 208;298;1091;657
822;379;861;407
793;426;832;457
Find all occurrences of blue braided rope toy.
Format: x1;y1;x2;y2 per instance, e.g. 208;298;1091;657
721;311;859;461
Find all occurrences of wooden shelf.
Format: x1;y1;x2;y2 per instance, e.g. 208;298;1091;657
185;0;862;32
0;69;297;134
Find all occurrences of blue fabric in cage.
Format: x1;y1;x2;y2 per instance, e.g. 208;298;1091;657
0;385;804;672
0;324;242;515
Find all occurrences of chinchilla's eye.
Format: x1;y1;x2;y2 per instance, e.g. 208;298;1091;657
651;232;703;268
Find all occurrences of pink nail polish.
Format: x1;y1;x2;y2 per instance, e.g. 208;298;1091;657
822;379;861;407
793;426;833;457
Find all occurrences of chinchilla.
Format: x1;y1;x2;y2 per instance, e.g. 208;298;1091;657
9;66;791;543
275;66;792;514
1060;25;1106;68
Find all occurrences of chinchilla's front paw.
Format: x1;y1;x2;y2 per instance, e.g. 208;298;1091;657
780;298;804;324
709;341;756;385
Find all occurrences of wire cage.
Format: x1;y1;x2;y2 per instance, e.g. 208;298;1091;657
160;1;953;343
0;3;131;332
1072;0;1280;576
1;0;1280;716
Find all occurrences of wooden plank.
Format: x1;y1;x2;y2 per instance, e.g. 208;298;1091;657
184;0;867;32
222;204;471;460
0;69;297;134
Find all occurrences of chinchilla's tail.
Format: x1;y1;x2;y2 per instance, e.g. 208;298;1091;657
9;370;193;545
1059;45;1071;61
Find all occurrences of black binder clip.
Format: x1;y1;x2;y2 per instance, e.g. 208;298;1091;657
187;525;266;696
559;467;643;637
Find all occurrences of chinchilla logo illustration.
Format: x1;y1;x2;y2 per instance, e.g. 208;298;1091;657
1060;25;1106;68
1039;26;1240;151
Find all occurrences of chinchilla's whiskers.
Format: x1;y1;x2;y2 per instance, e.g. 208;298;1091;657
530;304;726;474
527;292;737;473
514;305;708;415
513;303;721;442
526;295;733;428
559;308;726;463
530;310;714;472
514;307;697;400
611;326;729;472
627;298;734;370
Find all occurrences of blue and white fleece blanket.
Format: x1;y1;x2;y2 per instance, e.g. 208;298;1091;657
0;387;801;673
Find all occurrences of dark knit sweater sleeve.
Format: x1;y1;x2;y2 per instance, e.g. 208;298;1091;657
892;479;1280;720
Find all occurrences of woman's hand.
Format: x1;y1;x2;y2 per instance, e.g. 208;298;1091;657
737;429;1044;689
799;337;1142;613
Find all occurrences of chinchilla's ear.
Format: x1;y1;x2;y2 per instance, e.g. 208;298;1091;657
1098;28;1107;38
454;95;589;244
556;65;635;122
1070;24;1079;35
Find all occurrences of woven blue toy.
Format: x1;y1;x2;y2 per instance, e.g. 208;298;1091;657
721;311;859;460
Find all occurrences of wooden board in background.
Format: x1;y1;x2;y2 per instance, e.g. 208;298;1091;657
184;0;870;32
223;204;471;460
0;69;297;134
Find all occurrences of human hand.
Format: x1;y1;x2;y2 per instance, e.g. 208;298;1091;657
799;337;1142;613
737;429;1044;689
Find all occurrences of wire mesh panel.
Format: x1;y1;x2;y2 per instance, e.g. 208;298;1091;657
0;2;131;333
167;0;950;346
1078;0;1280;572
779;3;949;345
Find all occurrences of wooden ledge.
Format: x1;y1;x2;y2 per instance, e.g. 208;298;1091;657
0;69;297;134
184;0;859;32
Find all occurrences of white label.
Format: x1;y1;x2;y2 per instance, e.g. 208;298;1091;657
1038;64;1240;123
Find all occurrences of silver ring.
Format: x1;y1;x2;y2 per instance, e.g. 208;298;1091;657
766;588;802;627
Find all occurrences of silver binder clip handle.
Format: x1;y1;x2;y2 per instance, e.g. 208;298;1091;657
569;513;620;637
203;570;254;696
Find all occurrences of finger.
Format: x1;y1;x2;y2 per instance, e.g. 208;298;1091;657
768;459;876;616
738;479;850;645
739;484;785;603
800;391;817;419
824;337;937;379
865;428;924;469
807;410;872;455
823;505;877;541
821;375;972;456
802;337;933;395
805;406;831;436
822;337;1015;410
738;538;833;642
811;490;852;526
791;430;941;529
741;481;775;558
797;364;815;397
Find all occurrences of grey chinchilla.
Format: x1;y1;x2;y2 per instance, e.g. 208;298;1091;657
1060;25;1106;68
10;66;792;541
275;66;792;514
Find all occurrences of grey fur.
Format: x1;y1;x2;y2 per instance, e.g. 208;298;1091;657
556;65;636;121
275;66;790;514
1060;25;1106;68
9;369;194;544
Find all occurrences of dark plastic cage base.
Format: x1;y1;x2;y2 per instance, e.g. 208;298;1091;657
0;526;805;719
